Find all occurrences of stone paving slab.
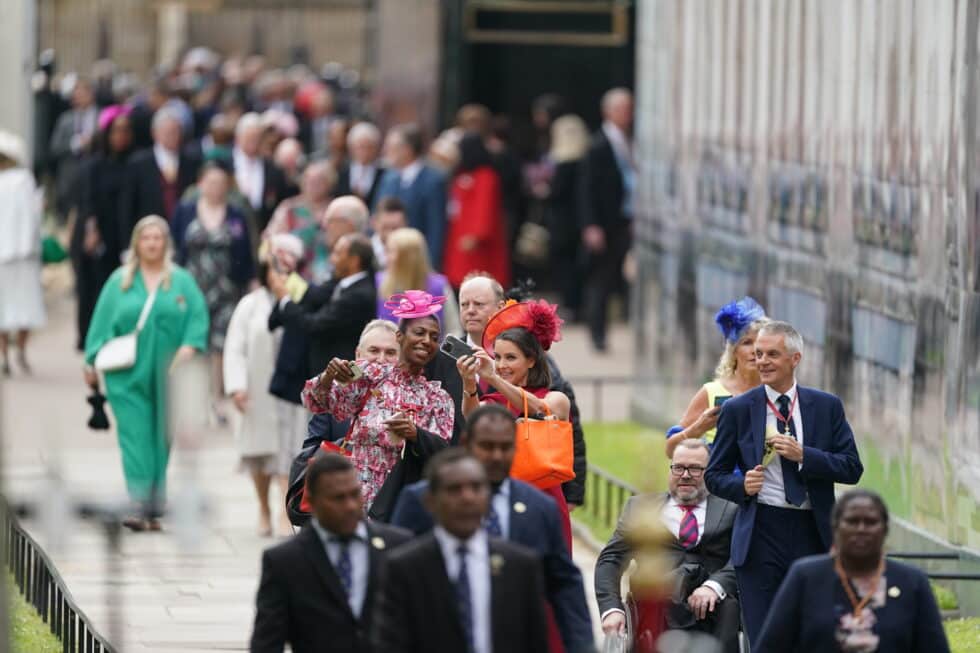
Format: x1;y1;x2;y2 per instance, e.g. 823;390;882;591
2;285;628;649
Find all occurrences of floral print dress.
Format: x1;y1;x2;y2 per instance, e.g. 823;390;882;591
183;219;242;352
302;361;454;507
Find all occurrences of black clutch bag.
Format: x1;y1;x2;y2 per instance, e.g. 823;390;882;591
86;390;111;430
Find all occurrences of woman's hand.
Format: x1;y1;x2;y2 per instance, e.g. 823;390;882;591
384;413;418;441
83;366;98;389
691;406;721;437
169;345;197;372
471;350;496;378
456;355;479;385
232;391;249;413
324;358;355;384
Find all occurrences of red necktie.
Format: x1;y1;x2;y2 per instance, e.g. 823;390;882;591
678;506;698;549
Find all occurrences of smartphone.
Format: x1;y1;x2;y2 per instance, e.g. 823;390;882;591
348;362;364;381
440;334;476;360
714;395;732;407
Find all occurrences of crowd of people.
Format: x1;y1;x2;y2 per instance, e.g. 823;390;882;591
0;46;954;653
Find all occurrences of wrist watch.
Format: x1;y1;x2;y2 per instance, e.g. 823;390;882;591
464;388;479;397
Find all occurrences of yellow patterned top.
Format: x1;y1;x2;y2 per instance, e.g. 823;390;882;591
701;379;733;444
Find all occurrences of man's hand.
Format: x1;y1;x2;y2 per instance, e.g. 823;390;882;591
687;586;720;620
323;358;355;384
770;434;803;462
583;225;606;253
266;266;288;300
744;465;765;496
232;391;249;413
601;611;626;636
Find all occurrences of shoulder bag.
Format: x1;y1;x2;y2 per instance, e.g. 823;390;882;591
94;290;157;372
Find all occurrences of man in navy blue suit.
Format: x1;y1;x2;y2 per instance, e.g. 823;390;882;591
704;320;863;646
390;404;596;653
373;124;447;268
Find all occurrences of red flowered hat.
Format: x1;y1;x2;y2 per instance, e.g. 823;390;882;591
385;290;446;320
481;299;564;354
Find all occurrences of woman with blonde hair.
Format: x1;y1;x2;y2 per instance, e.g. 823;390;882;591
665;297;769;457
375;227;461;335
547;114;590;316
83;215;209;531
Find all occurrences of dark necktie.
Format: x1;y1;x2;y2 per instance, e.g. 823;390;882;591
333;537;353;596
485;500;502;537
455;545;475;653
678;505;698;549
777;394;808;506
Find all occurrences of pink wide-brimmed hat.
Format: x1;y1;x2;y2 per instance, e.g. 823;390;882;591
385;290;446;320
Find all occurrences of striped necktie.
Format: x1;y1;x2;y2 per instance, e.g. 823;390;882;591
678;505;698;549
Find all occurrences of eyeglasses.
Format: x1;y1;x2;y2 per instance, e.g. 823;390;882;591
669;465;705;478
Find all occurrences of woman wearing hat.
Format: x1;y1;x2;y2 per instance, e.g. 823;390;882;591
301;290;454;508
0;130;46;375
665;297;769;457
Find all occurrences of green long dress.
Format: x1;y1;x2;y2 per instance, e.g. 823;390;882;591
84;266;209;505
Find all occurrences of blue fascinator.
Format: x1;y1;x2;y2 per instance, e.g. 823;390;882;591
714;297;766;343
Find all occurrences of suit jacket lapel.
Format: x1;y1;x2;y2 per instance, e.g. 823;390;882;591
298;527;354;619
425;535;468;643
489;540;507;653
508;482;527;543
363;524;384;624
703;495;726;542
798;386;815;447
750;387;767;465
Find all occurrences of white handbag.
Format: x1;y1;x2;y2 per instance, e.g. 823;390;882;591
94;290;157;372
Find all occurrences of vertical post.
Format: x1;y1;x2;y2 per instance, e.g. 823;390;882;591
596;379;604;423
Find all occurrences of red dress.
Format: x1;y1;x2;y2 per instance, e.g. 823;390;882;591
443;166;510;288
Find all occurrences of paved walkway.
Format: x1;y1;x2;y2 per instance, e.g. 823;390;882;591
1;269;630;651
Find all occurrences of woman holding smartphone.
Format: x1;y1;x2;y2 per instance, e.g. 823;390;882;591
665;297;769;457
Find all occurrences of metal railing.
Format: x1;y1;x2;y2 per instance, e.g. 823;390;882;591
566;375;634;423
582;463;638;535
885;552;980;581
3;504;115;653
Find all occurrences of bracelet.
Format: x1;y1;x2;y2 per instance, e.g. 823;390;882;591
463;387;479;398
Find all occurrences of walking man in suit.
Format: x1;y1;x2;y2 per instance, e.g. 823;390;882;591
390;404;595;653
336;122;385;207
705;320;864;645
374;448;549;653
579;87;635;353
250;453;411;653
233;112;290;232
596;440;740;653
374;124;447;268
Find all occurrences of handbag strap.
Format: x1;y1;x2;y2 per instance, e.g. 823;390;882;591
135;290;158;333
520;388;552;419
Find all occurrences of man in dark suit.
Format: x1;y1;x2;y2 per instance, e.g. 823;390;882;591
118;109;199;241
373;124;447;268
374;448;549;653
250;453;411;653
269;231;376;379
233;112;291;232
596;440;740;653
578;88;635;353
705;320;864;645
335;122;385;208
438;273;587;506
390;405;596;653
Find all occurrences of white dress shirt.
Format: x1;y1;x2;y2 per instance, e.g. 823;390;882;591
488;479;511;538
233;148;265;209
309;520;370;618
153;144;179;180
350;162;378;197
400;159;423;188
434;526;491;653
371;233;387;269
758;382;812;510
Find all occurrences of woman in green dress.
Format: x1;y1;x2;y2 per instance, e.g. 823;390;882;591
83;215;209;531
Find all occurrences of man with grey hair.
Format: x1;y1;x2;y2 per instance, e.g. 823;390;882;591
336;121;385;206
596;439;740;652
705;320;863;646
119;107;200;240
579;87;635;353
233;111;290;231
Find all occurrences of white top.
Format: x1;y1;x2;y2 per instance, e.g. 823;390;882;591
488;479;511;538
371;233;386;269
310;520;370;618
602;121;634;166
349;162;378;197
400;159;424;188
434;526;491;653
331;270;369;301
233;148;265;209
153;144;178;179
758;383;812;510
0;168;41;262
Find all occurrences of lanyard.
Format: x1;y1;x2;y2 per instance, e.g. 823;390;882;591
765;391;798;434
834;556;885;619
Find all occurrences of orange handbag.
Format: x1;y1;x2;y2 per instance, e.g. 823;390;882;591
510;390;575;490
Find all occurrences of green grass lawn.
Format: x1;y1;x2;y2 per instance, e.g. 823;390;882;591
9;578;61;653
947;618;980;652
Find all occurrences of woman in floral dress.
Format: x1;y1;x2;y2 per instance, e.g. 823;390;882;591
301;291;453;509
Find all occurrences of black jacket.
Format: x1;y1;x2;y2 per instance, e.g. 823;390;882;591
578;130;625;230
250;522;412;653
268;274;377;379
595;493;738;617
335;162;386;208
118;147;200;239
373;533;549;653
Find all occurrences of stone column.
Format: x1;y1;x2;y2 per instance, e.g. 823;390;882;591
157;1;189;70
0;0;36;163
